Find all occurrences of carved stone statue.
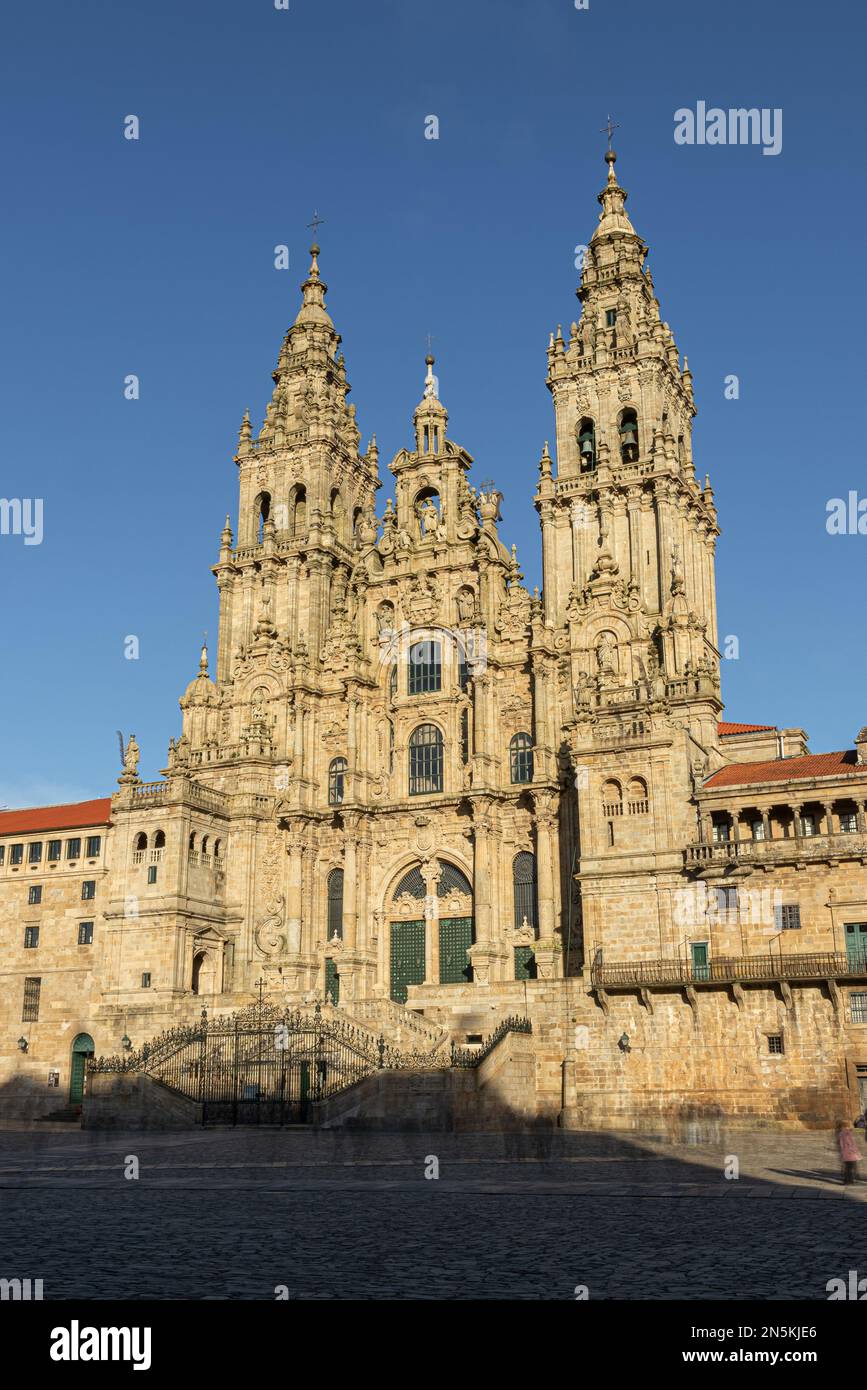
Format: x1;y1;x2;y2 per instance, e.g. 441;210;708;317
595;632;618;675
456;588;475;623
419;497;439;536
124;734;140;778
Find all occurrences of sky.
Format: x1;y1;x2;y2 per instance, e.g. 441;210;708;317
0;0;864;807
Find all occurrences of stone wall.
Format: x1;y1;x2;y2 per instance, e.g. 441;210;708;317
83;1073;202;1130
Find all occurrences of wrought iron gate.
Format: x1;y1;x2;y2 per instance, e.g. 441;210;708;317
90;1002;396;1126
89;1003;534;1127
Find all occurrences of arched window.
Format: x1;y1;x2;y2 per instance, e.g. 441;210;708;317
327;869;344;939
510;732;534;784
578;416;596;471
437;862;472;898
619;408;639;463
213;838;222;862
256;491;271;543
352;506;363;536
188;832;196;851
153;829;166;848
389;663;398;703
460;708;470;764
601;781;623;816
329;488;344;540
409;724;443;795
291;485;307;539
513;851;538;931
328;757;347;806
627;777;649;813
393;865;426;900
408;640;441;695
134;832;148;851
201;835;209;855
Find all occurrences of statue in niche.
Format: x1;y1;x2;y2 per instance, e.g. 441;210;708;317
251;688;267;722
419;496;439;537
456;588;475;624
595;632;619;676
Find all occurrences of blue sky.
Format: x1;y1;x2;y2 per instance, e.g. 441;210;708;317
0;0;864;806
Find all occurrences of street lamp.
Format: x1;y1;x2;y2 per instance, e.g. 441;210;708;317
17;1036;28;1052
618;1032;631;1053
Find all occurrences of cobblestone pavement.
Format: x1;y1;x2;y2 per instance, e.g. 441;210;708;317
1;1127;865;1299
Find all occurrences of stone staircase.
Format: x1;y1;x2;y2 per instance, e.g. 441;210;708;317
336;998;448;1054
37;1104;82;1124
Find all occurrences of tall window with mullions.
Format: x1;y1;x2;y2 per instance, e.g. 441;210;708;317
409;724;444;795
328;757;347;806
512;851;538;931
509;732;534;784
408;640;441;695
326;869;344;940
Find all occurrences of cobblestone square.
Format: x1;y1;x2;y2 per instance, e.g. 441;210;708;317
1;1126;865;1300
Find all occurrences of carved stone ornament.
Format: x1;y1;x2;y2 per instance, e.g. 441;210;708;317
254;894;287;956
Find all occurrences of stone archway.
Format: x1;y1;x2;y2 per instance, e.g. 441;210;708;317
385;858;474;1001
192;950;216;995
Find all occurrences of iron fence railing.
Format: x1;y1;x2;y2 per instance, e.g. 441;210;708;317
450;1016;533;1068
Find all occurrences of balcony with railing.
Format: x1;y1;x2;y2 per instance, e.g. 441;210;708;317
686;829;867;873
591;951;867;991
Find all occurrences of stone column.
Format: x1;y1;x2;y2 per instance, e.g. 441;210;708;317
761;810;771;842
534;790;562;979
791;804;803;839
467;797;503;986
421;858;442;985
342;812;359;951
216;574;234;685
824;803;836;836
858;800;867;834
285;829;304;955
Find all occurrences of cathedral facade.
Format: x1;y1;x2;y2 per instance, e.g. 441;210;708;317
3;150;867;1129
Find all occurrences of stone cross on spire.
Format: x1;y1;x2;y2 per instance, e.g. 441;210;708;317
600;114;620;151
307;209;325;242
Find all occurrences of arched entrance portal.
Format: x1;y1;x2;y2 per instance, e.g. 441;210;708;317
388;860;474;1002
69;1033;94;1104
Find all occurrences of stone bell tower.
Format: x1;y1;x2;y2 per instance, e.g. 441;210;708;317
542;147;719;636
536;144;725;966
213;242;381;691
538;146;722;743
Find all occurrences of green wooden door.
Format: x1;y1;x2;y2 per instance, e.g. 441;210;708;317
846;923;867;971
439;917;474;984
325;957;340;1005
690;942;709;981
69;1033;94;1103
390;920;425;1003
514;945;537;980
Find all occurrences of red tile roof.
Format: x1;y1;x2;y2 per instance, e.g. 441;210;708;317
718;721;776;736
0;798;112;836
706;751;861;790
